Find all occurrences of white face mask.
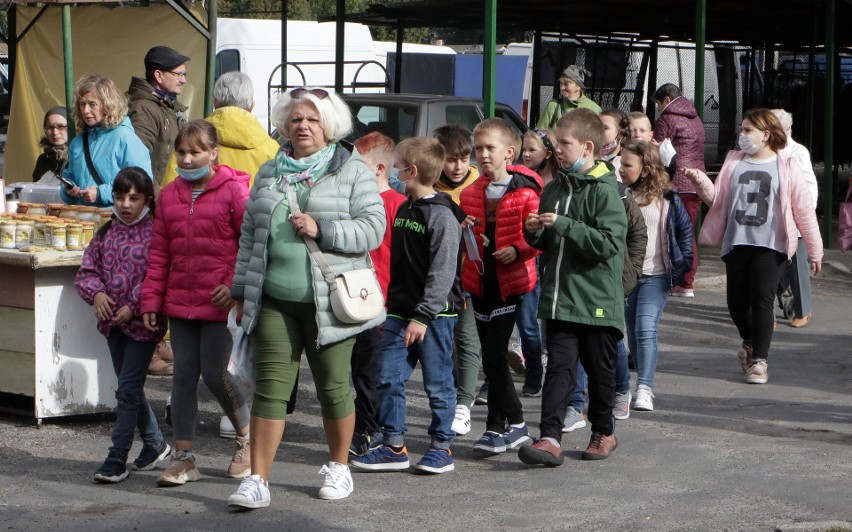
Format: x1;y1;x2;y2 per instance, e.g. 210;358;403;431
112;205;150;226
738;134;762;155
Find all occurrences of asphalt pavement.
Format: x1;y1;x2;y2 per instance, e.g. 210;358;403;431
1;246;851;531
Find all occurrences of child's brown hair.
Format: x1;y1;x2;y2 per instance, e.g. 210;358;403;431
620;141;673;206
473;117;521;158
555;108;604;156
433;123;473;159
396;137;445;186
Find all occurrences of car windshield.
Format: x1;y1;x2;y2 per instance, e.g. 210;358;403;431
347;102;418;142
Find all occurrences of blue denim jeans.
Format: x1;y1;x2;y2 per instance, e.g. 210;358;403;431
516;270;543;385
106;330;165;461
377;316;457;450
569;339;629;411
625;274;670;388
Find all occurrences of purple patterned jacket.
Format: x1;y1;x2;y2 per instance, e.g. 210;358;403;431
75;215;167;342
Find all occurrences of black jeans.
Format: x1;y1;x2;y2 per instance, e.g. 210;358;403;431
540;320;619;441
724;246;788;360
472;294;525;433
351;325;382;435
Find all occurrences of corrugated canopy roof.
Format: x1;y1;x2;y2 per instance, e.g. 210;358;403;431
335;0;851;49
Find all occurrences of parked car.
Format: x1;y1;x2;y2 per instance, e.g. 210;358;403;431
340;93;528;143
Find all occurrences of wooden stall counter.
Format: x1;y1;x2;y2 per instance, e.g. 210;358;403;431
0;248;116;424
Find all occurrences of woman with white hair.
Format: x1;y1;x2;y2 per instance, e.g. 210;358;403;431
771;109;819;328
536;64;602;129
227;88;386;508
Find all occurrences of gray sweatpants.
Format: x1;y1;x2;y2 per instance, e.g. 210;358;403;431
169;318;250;441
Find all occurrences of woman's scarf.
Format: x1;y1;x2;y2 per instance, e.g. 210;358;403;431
269;142;336;191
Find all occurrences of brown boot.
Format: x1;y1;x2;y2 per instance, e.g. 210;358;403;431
148;352;173;376
582;432;618;460
155;340;174;363
227;436;251;478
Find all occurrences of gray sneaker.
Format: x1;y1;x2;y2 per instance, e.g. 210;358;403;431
562;407;587;433
613;390;631;420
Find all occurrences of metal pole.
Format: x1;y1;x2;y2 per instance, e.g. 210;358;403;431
62;5;75;139
482;0;496;117
204;0;217;116
530;31;541;126
394;22;404;93
806;5;817;150
647;39;658;122
694;0;706;121
335;0;345;93
281;0;288;88
823;0;835;247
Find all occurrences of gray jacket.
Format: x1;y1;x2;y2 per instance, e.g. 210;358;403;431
231;142;386;346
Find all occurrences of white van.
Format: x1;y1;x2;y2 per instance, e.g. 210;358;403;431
215;18;386;131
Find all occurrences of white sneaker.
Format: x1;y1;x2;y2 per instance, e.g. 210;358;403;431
451;404;472;436
228;474;271;509
634;385;654;411
219;415;236;439
318;462;354;500
562;407;587;432
613;390;631;420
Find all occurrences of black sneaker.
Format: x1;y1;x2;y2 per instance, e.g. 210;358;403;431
132;441;171;471
94;457;129;483
164;402;172;427
474;384;489;406
349;432;371;457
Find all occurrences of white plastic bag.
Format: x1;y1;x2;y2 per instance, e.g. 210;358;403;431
227;326;255;400
658;138;677;167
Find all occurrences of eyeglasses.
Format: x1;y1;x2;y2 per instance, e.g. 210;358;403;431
165;70;187;79
532;128;555;153
290;87;330;100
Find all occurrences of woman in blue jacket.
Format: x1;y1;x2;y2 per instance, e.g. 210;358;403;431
618;141;693;412
61;75;152;207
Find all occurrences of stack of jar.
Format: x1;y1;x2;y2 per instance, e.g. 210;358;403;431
0;203;109;252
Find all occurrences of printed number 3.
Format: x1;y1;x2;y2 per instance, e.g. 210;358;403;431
734;170;771;227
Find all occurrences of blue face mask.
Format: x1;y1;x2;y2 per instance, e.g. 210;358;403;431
177;165;210;182
389;167;400;182
563;156;585;174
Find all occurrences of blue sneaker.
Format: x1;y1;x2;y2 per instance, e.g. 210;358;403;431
349;432;371;456
350;445;410;471
473;431;507;453
368;431;383;451
415;449;454;474
93;457;129;483
503;423;531;450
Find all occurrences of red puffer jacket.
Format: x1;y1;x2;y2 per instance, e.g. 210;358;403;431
460;164;542;300
652;96;706;193
141;164;250;321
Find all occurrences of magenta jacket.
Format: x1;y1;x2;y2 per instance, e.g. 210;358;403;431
653;96;706;193
76;216;166;342
141;165;250;321
691;150;823;262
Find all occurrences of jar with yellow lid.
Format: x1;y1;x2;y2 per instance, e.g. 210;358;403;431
1;219;16;249
77;206;98;222
66;223;83;251
33;219;48;245
27;204;48;216
49;224;67;251
81;222;95;248
59;205;79;219
96;209;113;232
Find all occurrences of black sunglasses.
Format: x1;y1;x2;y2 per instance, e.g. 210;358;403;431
532;128;555;153
290;87;330;100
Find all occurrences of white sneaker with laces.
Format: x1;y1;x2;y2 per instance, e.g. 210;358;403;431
634;385;655;411
228;474;270;509
318;462;354;500
451;404;472;435
613;390;632;420
219;415;236;439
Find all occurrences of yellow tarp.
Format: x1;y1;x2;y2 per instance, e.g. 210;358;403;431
5;4;208;183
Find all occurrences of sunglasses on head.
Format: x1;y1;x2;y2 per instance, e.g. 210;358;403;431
532;128;555;153
290;87;330;100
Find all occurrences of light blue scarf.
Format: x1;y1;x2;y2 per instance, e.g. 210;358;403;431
269;143;336;191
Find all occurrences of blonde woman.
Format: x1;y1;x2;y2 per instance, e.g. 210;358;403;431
61;74;152;207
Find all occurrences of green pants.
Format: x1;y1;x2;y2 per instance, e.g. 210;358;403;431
453;296;482;407
251;297;355;420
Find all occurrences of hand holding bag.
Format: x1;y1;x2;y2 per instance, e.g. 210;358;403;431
839;184;852;252
288;185;384;323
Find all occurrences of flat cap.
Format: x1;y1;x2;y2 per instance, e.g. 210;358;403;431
144;46;190;72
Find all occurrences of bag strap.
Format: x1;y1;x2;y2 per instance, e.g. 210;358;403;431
82;131;106;187
846;184;852;203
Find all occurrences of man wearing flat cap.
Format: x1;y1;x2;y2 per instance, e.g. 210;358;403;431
128;45;190;195
537;64;602;130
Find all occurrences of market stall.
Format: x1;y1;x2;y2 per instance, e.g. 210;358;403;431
0;247;116;424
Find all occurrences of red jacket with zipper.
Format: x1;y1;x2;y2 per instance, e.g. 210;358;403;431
141;164;250;321
460;164;542;300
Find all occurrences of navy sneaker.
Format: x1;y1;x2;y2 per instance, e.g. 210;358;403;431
94;457;129;483
415;449;454;474
132;441;171;471
473;431;507;453
349;432;371;457
503;424;531;450
368;431;383;451
350;445;410;471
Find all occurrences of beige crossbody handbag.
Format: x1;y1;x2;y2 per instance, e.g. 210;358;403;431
288;185;383;323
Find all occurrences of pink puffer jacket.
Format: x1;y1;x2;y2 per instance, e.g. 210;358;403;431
141;165;250;321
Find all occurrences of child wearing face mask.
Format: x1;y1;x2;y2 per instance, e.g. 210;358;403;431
141;120;253;487
599;108;628;174
684;108;823;386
